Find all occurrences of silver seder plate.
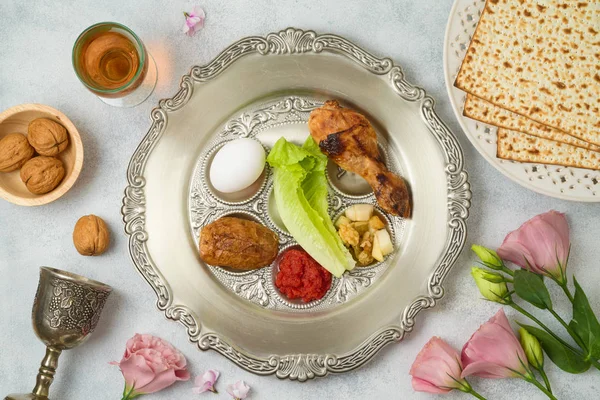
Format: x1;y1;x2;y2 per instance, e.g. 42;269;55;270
122;28;471;381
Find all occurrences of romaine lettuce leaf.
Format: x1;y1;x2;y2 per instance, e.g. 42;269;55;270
267;136;355;277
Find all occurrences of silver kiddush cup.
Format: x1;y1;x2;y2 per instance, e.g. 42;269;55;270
5;267;112;400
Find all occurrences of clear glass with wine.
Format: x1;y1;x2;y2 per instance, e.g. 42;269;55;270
72;22;157;107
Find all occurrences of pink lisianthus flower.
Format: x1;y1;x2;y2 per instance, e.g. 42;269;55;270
193;369;220;394
410;337;470;394
111;334;190;397
226;381;250;399
183;6;205;36
497;210;570;283
462;309;530;379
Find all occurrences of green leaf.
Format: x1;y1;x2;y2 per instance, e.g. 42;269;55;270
266;137;355;278
570;278;600;360
519;324;591;373
513;269;553;310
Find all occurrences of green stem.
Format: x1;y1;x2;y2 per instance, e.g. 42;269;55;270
547;309;571;333
558;281;574;303
120;384;138;400
501;264;515;277
510;303;579;354
525;374;557;400
537;367;552;394
466;388;487;400
458;380;487;400
512;303;600;370
547;308;587;350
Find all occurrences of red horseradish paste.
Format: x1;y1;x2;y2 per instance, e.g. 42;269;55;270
275;249;332;302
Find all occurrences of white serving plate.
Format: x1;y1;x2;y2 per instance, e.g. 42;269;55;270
444;0;600;201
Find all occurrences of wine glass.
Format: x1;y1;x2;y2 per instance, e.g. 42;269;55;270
72;22;158;107
4;267;112;400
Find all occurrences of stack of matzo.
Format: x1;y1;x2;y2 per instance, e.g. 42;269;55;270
455;0;600;170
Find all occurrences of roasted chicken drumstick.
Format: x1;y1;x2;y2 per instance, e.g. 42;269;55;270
308;100;411;218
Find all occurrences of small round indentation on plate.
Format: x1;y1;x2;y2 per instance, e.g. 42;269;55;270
266;183;291;236
332;204;396;270
270;243;333;309
326;143;389;198
202;140;269;205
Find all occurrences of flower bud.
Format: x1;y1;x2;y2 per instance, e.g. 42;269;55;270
519;327;544;370
471;267;510;304
472;245;504;270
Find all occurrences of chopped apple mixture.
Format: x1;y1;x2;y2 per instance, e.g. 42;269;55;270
336;204;393;266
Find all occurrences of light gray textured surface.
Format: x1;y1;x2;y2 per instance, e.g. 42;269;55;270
1;0;599;399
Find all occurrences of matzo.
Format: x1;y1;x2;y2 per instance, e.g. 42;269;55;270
464;94;600;151
497;128;600;170
455;0;600;145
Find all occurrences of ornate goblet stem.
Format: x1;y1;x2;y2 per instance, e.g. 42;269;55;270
32;347;62;398
5;267;112;400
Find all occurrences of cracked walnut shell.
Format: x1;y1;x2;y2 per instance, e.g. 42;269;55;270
0;133;35;172
20;156;65;194
73;215;110;256
28;118;69;156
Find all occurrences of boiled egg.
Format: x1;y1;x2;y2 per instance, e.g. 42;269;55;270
209;138;265;193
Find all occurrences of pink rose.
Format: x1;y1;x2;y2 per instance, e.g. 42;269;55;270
497;210;569;283
461;309;529;379
112;334;190;397
410;337;469;394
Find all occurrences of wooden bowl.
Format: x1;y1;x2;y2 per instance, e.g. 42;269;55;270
0;104;83;206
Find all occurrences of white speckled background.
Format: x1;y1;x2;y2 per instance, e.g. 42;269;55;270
1;0;599;399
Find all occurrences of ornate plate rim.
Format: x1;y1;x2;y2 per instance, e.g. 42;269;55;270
122;27;472;381
442;0;600;203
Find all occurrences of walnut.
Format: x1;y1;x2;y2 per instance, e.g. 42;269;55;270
0;133;35;172
360;231;373;254
27;118;69;156
20;156;65;194
357;249;374;266
338;223;359;246
356;231;375;266
73;215;110;256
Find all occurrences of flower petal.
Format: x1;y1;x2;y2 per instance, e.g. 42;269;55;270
175;367;191;380
227;381;250;399
498;231;536;271
411;377;452;394
461;309;528;379
192;6;206;19
520;217;568;277
409;337;465;392
541;211;569;254
461;360;519;379
119;354;155;390
187;16;201;26
136;368;178;394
